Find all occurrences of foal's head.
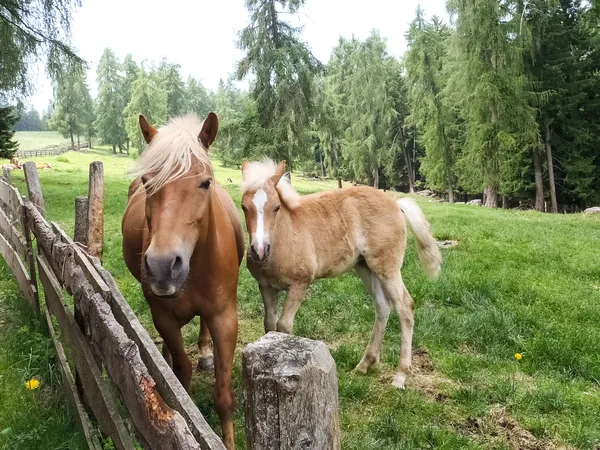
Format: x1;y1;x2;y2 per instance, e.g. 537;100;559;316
240;159;290;262
134;113;218;298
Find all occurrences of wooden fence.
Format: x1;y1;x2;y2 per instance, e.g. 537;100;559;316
0;162;341;450
16;142;89;159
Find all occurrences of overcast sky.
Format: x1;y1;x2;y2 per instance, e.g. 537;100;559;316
28;0;448;113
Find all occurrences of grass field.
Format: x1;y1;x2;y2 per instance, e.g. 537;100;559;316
13;131;70;151
4;141;600;449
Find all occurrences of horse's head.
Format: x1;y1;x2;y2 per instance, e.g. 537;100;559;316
240;160;287;262
136;113;218;298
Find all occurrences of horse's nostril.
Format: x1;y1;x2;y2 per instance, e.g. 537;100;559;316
172;256;182;272
250;245;258;257
265;244;271;255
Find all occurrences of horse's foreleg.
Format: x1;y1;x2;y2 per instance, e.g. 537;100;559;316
152;310;192;391
206;308;238;450
276;283;308;334
259;284;280;332
197;318;214;371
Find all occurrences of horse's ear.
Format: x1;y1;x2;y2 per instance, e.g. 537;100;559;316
241;160;251;180
199;112;219;150
139;115;158;144
270;160;286;185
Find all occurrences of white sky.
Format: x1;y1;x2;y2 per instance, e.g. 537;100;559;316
28;0;448;113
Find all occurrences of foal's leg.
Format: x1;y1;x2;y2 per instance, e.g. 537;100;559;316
276;283;308;334
152;310;193;390
205;308;238;450
197;318;214;371
259;284;280;332
379;273;414;389
354;265;392;374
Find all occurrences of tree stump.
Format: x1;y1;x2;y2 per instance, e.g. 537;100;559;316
242;332;340;450
87;162;104;261
74;196;89;246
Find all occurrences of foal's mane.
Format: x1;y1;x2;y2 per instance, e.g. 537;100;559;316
133;114;211;196
241;159;300;205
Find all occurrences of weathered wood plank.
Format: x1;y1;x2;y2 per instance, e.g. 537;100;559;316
74;196;89;245
0;206;26;260
0;178;20;217
37;254;136;450
0;232;36;308
23;162;46;217
42;295;103;450
2;166;10;183
243;332;341;450
89;258;226;450
87;162;104;261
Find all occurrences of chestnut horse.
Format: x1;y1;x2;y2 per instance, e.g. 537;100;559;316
240;159;441;389
122;113;244;449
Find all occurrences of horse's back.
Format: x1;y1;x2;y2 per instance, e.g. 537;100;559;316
216;184;245;265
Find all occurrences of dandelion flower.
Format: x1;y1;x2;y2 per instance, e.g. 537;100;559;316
514;353;523;361
25;378;40;390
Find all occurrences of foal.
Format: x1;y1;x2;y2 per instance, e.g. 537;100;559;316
240;159;441;388
122;113;244;449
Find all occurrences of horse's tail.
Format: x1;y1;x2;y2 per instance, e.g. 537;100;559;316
397;198;441;280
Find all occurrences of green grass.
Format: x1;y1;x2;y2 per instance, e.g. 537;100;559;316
0;260;87;450
14;131;70;151
5;145;600;449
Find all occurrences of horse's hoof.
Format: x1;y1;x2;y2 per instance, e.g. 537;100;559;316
197;355;214;371
352;363;368;375
391;372;407;389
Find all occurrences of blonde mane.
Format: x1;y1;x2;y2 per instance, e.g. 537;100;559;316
133;114;211;196
241;159;300;204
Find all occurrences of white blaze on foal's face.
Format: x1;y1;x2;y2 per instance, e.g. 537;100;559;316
241;183;281;261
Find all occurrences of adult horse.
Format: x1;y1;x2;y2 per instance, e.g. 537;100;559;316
240;159;441;389
122;113;244;449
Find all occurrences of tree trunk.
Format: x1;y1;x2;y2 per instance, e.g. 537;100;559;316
321;156;326;177
484;186;498;208
545;122;558;213
502;196;508;209
112;144;116;154
126;138;130;151
88;138;93;149
70;131;75;150
337;178;342;189
373;166;379;189
533;146;544;212
485;100;500;208
77;135;80;150
447;178;454;203
403;145;415;193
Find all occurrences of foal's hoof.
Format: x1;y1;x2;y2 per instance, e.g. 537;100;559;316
352;363;369;375
197;354;214;371
391;372;407;390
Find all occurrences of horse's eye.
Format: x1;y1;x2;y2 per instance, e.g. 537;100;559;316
274;205;281;213
200;180;211;189
141;176;148;185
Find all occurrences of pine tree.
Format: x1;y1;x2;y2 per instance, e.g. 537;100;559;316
154;60;185;118
237;0;322;169
95;48;127;153
0;106;19;159
184;76;213;118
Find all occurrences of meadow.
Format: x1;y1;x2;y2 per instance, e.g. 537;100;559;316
3;136;600;449
14;131;70;150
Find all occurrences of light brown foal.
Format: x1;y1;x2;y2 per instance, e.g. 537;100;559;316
240;159;441;389
122;113;244;449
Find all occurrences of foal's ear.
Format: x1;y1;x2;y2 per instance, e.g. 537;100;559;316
241;160;251;180
199;112;219;150
270;160;287;185
139;115;158;144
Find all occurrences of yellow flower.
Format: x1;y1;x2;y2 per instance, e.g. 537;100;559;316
25;378;40;390
514;353;523;361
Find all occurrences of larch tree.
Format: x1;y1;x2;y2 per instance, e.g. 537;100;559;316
95;48;127;153
123;69;168;151
184;76;214;119
405;10;457;201
121;53;139;150
154;60;185;118
236;0;322;170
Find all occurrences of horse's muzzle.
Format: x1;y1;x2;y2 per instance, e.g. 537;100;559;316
250;243;270;262
144;251;189;298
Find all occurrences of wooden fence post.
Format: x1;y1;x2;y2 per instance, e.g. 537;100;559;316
87;162;104;261
23;161;45;217
74;196;89;246
242;332;340;450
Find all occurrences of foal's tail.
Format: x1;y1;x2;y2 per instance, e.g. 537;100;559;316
397;198;441;280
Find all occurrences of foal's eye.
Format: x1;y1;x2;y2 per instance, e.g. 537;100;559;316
274;205;281;213
200;180;211;189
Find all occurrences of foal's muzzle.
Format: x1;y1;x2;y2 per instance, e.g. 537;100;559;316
250;243;270;262
144;251;189;298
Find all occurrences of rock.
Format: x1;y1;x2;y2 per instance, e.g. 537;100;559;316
467;199;482;206
455;202;466;205
416;189;433;197
437;240;459;249
584;207;600;215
